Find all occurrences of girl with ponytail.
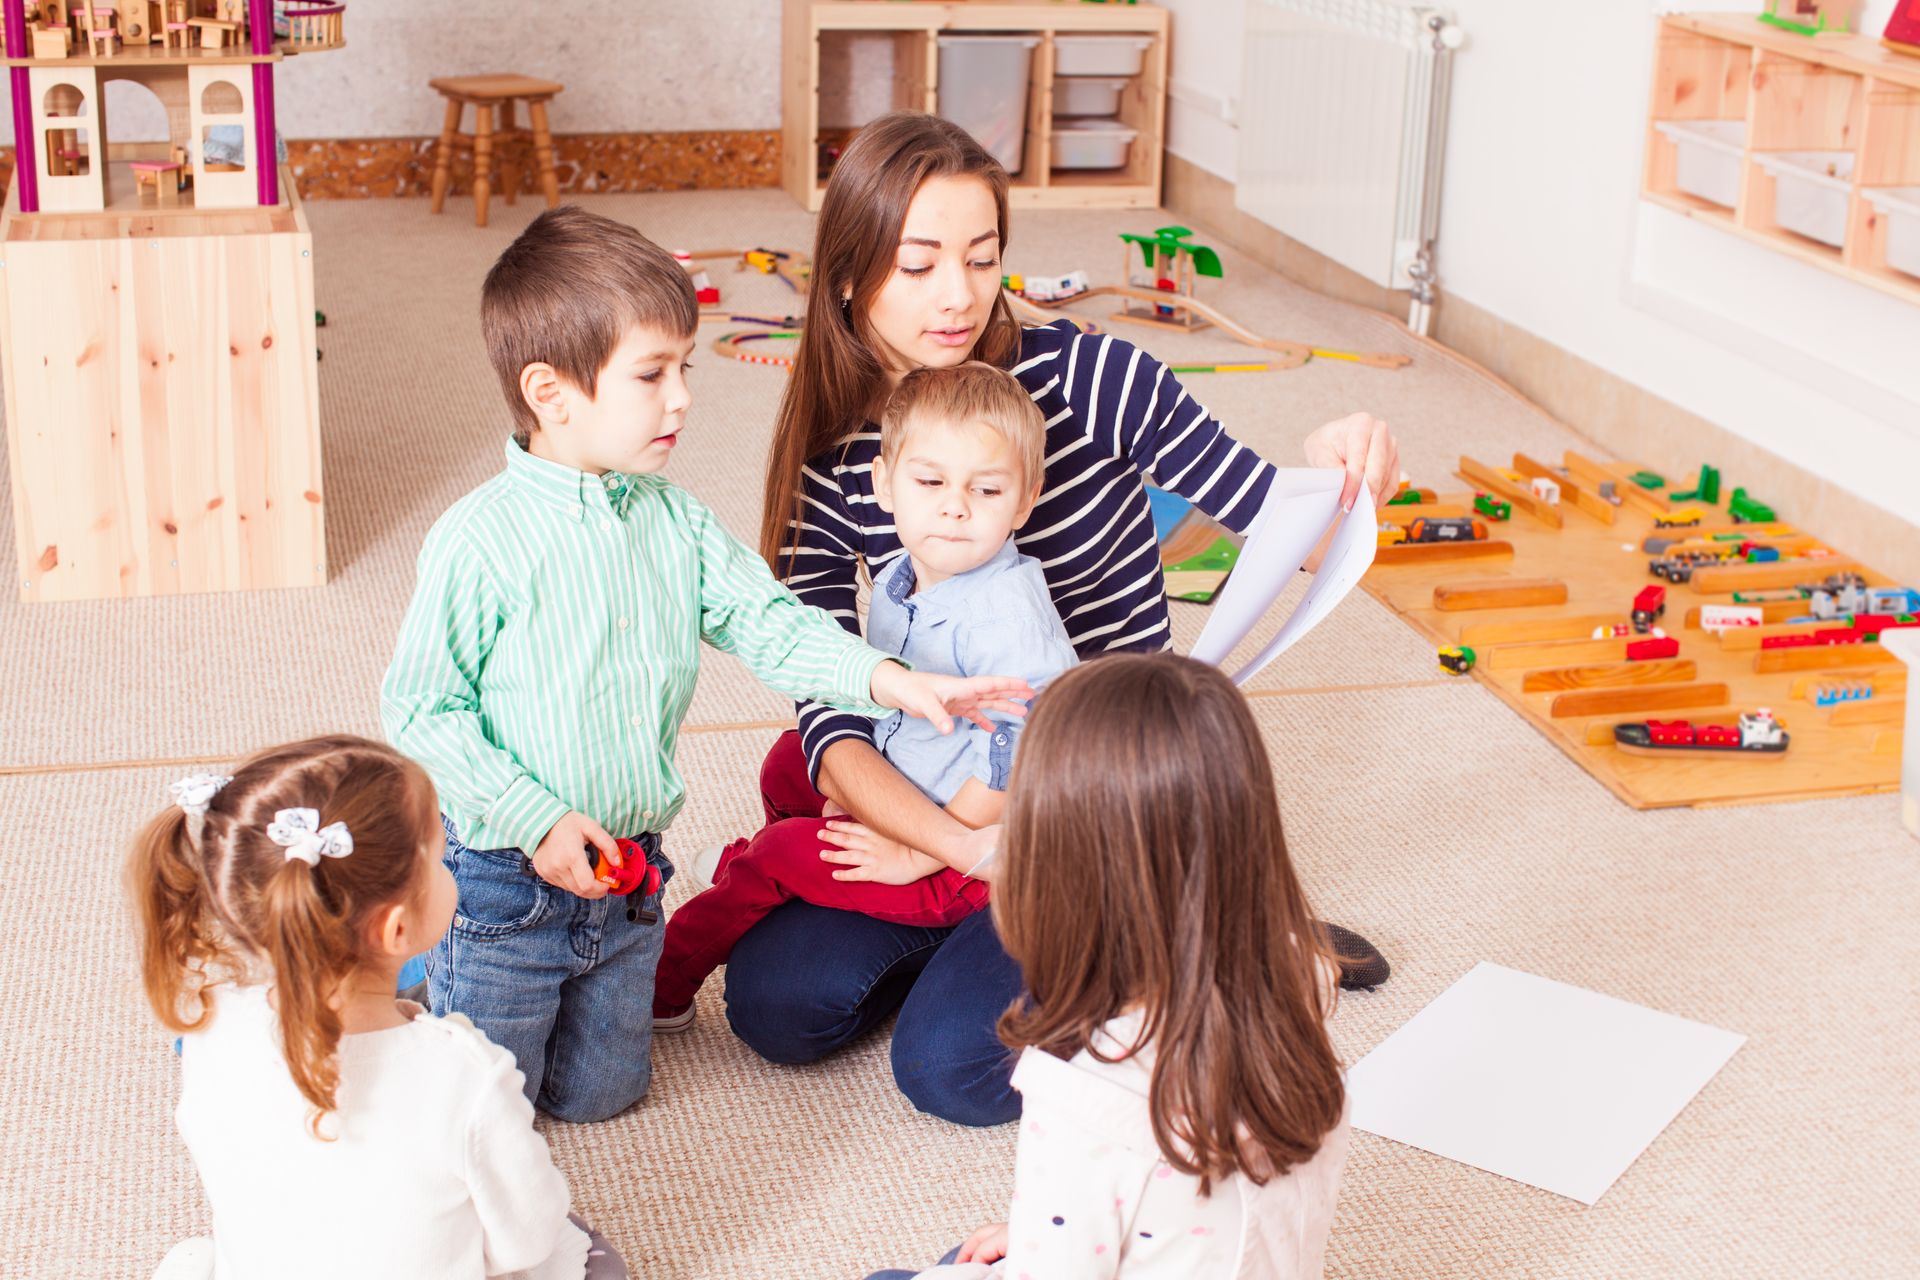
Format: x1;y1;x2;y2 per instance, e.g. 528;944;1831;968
131;735;625;1280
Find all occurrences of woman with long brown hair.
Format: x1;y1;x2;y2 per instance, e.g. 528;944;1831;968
721;110;1395;1127
863;656;1349;1278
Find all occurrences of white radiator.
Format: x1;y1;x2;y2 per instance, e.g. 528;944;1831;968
1236;0;1461;331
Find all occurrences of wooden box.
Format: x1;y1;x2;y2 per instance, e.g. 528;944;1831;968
0;166;324;601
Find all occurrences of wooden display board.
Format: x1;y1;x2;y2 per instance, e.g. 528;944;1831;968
1361;452;1906;809
0;167;324;601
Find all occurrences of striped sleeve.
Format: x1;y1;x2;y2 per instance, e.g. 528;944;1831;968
1059;331;1275;534
783;455;884;785
685;492;890;713
379;515;569;853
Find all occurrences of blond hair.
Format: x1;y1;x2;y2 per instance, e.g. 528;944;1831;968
128;736;439;1134
880;361;1046;495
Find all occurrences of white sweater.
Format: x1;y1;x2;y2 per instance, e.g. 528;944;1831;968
921;1013;1349;1280
176;985;588;1280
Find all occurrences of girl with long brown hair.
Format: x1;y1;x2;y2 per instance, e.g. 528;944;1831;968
719;110;1396;1127
863;656;1349;1279
132;735;622;1280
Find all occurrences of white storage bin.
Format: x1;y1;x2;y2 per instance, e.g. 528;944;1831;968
1753;149;1854;248
1053;76;1131;117
1863;185;1920;279
936;35;1040;174
1052;118;1138;170
1052;34;1153;77
1652;119;1745;209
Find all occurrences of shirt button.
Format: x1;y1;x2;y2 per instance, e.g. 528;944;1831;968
617;617;630;630
601;519;614;532
629;715;643;728
642;809;654;821
604;475;620;489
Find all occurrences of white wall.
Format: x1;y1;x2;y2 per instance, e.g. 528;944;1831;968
1161;0;1920;525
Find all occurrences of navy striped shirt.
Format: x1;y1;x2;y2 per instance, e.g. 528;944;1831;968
787;320;1277;781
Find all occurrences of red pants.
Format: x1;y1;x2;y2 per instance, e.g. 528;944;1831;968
655;732;991;1013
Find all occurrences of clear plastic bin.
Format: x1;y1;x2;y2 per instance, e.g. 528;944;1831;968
1753;149;1854;248
1051;118;1138;170
1652;119;1745;209
1863;185;1920;279
1053;76;1130;117
936;35;1040;174
1052;34;1153;77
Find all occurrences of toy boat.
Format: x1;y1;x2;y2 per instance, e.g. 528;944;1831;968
1613;710;1789;758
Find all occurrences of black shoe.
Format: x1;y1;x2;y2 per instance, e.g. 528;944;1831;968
1318;921;1390;991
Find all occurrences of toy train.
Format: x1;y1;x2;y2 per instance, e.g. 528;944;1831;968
1438;645;1476;675
1012;270;1091;302
1613;710;1789;758
1631;585;1666;633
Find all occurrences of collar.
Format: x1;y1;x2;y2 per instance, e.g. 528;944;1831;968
880;537;1021;620
503;439;643;521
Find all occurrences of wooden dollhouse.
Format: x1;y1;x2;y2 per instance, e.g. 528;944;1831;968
4;0;344;215
0;0;346;601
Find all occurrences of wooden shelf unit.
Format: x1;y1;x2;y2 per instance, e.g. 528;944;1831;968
1644;12;1920;305
782;0;1169;211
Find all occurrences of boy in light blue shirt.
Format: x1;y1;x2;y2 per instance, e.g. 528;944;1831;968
655;362;1076;1024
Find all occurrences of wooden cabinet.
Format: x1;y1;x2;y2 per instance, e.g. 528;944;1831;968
782;0;1169;211
1643;12;1920;305
0;170;324;601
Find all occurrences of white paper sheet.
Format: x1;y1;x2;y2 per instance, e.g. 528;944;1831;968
1188;470;1376;685
1348;962;1746;1205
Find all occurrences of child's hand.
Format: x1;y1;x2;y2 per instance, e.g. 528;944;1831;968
819;821;943;885
531;811;620;899
869;662;1033;735
956;1222;1009;1265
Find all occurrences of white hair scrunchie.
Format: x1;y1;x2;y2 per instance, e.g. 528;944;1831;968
266;808;355;866
169;773;232;818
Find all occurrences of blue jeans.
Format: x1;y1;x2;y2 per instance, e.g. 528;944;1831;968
863;1245;963;1279
427;818;670;1123
723;901;1024;1127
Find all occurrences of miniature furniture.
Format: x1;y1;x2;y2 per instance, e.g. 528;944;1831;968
427;74;564;227
187;16;237;48
1644;12;1920;307
781;0;1169;211
130;158;182;203
77;3;112;54
29;21;65;55
1;0;344;601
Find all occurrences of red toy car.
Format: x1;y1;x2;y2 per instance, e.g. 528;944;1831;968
1626;636;1679;661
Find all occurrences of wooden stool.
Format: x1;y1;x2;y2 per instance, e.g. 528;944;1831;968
427;74;563;228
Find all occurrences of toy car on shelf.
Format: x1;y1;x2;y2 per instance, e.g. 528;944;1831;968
1473;491;1511;521
1437;645;1476;676
1377;522;1408;547
1017;270;1091;302
1613;710;1788;758
1653;507;1703;529
1407;516;1488;543
1631;585;1666;633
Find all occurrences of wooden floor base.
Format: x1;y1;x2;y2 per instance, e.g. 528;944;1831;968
1361;451;1904;809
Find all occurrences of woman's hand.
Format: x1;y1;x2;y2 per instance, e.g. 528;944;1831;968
956;1222;1009;1265
1303;412;1400;513
870;662;1034;735
818;820;944;884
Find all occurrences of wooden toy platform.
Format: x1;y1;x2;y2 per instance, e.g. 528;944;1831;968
1360;452;1906;809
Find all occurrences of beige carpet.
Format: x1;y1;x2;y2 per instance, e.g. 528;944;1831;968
2;190;1915;1279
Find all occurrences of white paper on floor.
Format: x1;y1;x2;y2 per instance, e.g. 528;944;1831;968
1347;962;1745;1205
1188;468;1375;684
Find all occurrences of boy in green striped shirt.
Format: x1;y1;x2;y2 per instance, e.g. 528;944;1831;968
381;208;1028;1123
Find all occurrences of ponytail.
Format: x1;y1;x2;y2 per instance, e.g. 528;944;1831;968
262;859;354;1130
128;806;226;1035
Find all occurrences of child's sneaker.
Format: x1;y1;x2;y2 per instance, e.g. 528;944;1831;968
652;1001;696;1033
692;838;743;890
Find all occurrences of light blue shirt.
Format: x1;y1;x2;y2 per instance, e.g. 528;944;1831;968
866;539;1079;805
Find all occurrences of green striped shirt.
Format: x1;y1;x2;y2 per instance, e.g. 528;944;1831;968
381;441;890;853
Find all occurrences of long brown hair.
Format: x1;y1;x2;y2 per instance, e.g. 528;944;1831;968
128;735;439;1132
759;111;1025;575
996;655;1346;1189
